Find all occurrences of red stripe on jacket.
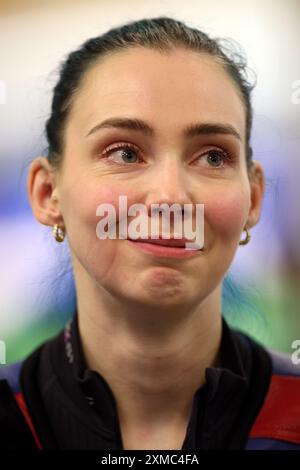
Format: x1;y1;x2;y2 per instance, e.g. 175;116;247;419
250;374;300;444
14;392;43;450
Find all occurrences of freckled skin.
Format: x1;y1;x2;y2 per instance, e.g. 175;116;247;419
57;48;255;311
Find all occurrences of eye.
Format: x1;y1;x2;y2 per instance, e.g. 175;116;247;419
196;149;230;168
102;143;142;165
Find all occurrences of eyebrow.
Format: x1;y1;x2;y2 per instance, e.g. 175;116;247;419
85;117;242;141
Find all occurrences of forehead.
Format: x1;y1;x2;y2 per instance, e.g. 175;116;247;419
69;47;246;140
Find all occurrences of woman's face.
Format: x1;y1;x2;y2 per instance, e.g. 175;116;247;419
47;48;263;309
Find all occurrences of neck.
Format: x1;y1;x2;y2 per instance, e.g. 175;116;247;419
74;266;223;430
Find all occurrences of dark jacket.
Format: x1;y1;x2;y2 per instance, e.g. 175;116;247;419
1;314;300;450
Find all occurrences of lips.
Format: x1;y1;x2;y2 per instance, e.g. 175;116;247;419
127;237;194;248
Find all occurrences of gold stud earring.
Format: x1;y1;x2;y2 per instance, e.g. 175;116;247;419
53;224;65;243
239;226;251;246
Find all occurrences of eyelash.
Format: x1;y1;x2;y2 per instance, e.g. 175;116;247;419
102;143;144;164
101;142;234;169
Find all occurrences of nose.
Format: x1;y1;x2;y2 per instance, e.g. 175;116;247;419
134;158;204;247
144;159;195;217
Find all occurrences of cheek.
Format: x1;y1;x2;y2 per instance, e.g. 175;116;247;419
61;181;133;282
63;181;132;226
61;179;141;257
204;185;250;241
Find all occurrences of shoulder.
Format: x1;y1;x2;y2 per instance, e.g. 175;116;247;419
246;348;300;450
0;325;64;391
269;348;300;376
0;360;23;393
0;338;56;450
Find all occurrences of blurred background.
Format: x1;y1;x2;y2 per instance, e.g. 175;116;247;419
0;0;299;364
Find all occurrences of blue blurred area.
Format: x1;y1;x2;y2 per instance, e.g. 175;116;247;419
1;1;299;364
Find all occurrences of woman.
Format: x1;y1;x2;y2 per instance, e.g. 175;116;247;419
1;16;300;450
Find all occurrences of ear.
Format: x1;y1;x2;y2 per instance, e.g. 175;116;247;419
246;160;265;228
27;156;64;227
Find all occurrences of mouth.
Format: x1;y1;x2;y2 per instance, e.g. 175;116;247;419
128;237;195;247
127;237;203;258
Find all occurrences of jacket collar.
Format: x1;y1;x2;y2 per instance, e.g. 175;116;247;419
60;311;270;449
